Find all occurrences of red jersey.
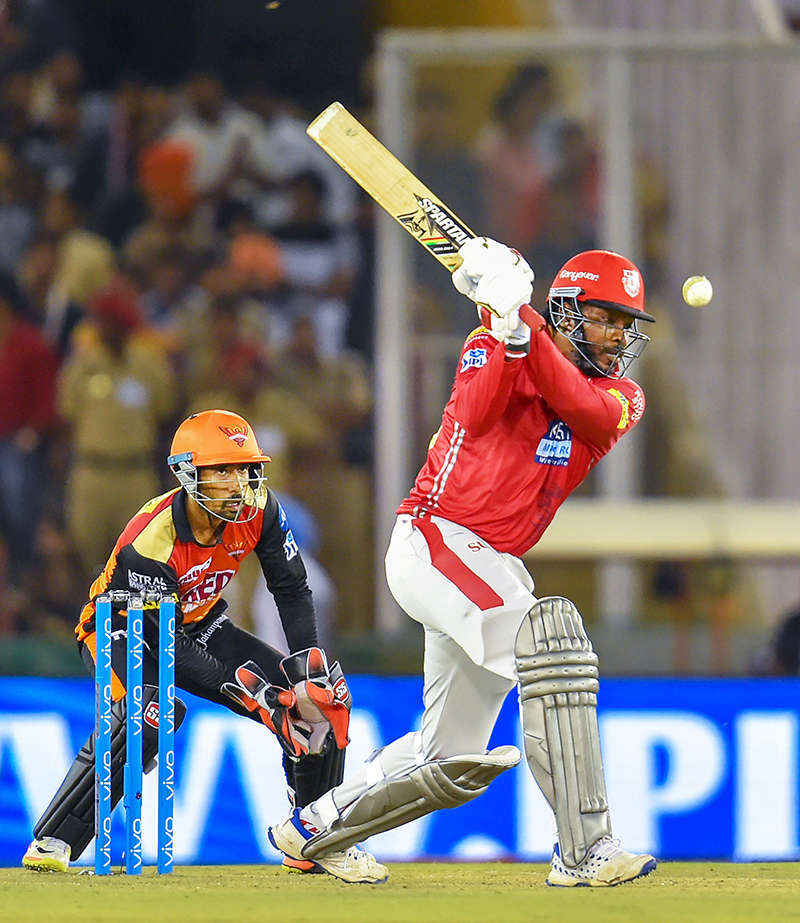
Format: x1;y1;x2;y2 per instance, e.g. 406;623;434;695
399;323;645;556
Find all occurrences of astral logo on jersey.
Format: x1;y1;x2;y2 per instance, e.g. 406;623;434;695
128;571;170;594
535;420;572;466
461;348;487;372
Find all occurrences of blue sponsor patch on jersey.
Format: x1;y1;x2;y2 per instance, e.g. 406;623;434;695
277;502;299;559
535;420;572;466
460;348;488;372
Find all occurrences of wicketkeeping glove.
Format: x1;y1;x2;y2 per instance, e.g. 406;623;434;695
221;661;310;759
280;647;352;752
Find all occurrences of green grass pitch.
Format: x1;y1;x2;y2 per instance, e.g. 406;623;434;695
2;862;799;923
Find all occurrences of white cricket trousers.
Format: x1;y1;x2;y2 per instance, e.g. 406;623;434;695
326;514;537;814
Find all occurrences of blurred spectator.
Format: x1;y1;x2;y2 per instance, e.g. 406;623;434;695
474;65;556;252
57;280;176;583
0;141;38;273
27;50;111;142
531;174;596;290
750;604;800;676
21;90;108;212
186;300;327;492
219;198;284;293
413;87;485;333
166;72;273;213
279;315;373;631
240;85;357;228
139;244;209;361
271;170;359;356
17;235;83;356
42;186;116;305
122;139;212;282
0;272;59;582
97;82;174;247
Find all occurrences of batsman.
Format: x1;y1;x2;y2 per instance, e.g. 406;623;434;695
23;408;386;883
269;240;658;886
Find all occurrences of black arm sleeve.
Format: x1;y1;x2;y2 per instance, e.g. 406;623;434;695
254;490;319;653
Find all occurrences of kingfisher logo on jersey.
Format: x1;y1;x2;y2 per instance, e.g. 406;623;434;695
460;348;488;373
535;420;572;466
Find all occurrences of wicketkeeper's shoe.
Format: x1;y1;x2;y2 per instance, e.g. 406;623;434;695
268;809;389;884
22;836;71;872
281;855;325;874
546;836;656;887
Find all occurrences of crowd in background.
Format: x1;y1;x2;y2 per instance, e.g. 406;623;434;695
1;0;630;658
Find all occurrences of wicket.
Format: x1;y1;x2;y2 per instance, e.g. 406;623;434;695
94;591;176;875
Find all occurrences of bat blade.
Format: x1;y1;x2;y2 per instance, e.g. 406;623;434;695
306;101;539;329
307;101;475;273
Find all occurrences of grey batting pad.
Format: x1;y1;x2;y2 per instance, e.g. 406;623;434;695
515;596;610;867
34;685;186;859
300;745;521;859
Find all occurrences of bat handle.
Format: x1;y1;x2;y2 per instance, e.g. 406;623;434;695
519;303;543;331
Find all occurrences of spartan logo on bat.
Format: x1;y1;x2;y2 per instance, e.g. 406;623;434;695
398;195;471;254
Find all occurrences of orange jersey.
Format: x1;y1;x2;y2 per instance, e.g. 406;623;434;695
76;487;316;650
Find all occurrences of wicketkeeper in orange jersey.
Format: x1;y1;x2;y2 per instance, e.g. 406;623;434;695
23;409;386;883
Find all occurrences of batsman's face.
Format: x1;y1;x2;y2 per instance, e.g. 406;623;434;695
196;464;250;518
579;304;634;373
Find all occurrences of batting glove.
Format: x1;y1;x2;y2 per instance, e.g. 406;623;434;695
478;305;532;359
452;237;533;302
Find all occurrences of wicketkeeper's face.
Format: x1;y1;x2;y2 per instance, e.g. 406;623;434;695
196;464;251;517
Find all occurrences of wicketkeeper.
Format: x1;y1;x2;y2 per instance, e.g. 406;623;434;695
268;240;658;887
23;408;386;883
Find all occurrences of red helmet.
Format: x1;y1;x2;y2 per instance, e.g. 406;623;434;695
549;250;655;322
547;250;654;376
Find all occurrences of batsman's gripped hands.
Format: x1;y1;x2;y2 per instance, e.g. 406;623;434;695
452;237;534;316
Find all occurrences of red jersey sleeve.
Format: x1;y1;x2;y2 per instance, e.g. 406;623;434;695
450;328;525;436
525;326;646;453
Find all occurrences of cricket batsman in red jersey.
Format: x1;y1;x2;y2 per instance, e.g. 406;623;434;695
269;240;658;887
23;408;386;883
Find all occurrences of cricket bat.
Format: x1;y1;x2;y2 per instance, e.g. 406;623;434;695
306;101;538;328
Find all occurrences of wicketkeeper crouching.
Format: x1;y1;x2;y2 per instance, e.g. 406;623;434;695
22;409;387;884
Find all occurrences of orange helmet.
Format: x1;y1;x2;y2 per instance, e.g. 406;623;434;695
168;410;270;522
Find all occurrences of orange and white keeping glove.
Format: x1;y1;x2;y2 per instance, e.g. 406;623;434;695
280;647;352;754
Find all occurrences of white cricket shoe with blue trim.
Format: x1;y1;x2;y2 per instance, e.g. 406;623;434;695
268;809;388;884
22;836;71;872
546;836;656;887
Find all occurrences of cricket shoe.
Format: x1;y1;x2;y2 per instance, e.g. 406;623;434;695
546;836;656;887
281;855;325;875
268;809;388;884
22;836;71;872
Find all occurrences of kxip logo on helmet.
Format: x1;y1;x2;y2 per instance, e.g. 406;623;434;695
622;268;641;298
219;425;249;446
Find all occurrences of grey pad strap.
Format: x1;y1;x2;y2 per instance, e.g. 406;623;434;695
34;685;186;859
301;745;520;859
515;596;610;867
